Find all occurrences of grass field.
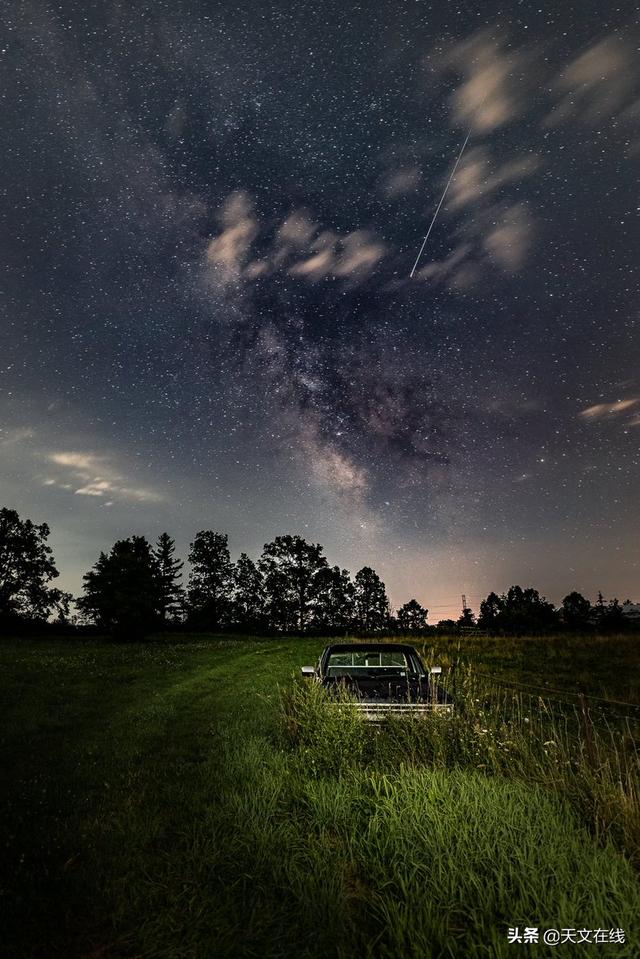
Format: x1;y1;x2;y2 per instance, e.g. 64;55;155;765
1;634;639;958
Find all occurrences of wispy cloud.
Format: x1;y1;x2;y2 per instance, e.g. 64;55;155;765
546;37;639;128
0;427;36;448
204;193;387;287
46;451;162;503
288;230;339;279
0;424;163;507
205;190;259;281
411;200;533;289
483;203;533;271
579;398;640;421
289;229;386;281
448;148;540;211
275;210;317;253
413;243;477;289
50;452;103;472
406;29;542;291
442;30;527;134
381;166;422;198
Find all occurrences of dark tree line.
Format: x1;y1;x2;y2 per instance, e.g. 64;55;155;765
77;530;397;636
1;506;637;637
476;586;631;634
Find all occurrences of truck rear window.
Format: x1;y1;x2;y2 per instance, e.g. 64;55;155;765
326;650;408;678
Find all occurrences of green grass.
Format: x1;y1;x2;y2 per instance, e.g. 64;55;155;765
1;634;639;957
414;632;640;704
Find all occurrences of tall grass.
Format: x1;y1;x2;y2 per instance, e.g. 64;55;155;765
281;666;640;866
3;637;639;958
219;738;640;958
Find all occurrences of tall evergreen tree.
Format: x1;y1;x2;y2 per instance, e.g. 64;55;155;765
153;532;185;622
187;531;233;629
457;605;476;628
353;566;390;631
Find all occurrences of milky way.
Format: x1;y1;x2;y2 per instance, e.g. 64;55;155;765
1;1;639;618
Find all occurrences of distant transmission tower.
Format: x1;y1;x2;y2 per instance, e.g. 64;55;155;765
461;594;467;611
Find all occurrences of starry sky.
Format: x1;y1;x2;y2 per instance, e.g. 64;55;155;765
1;0;639;620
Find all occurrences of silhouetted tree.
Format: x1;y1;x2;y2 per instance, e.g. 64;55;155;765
590;592;625;632
478;591;503;630
561;591;591;630
457;605;476;628
54;591;74;625
232;553;266;629
260;563;293;631
187;531;233;629
354;566;390;631
312;565;355;630
0;507;64;623
397;598;428;632
506;586;559;633
78;536;162;635
386;613;400;632
478;585;559;634
601;597;626;632
153;533;185;622
259;535;328;632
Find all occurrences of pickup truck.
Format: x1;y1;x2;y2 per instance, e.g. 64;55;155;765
301;642;453;721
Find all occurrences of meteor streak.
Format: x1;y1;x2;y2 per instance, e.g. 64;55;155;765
409;126;473;278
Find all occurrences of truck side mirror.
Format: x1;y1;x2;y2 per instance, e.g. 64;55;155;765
430;666;442;675
301;666;315;677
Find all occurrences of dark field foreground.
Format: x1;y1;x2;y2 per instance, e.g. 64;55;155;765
1;634;639;958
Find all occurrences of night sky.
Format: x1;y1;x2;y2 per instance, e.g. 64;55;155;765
1;1;639;620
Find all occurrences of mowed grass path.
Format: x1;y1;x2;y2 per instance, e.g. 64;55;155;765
1;636;639;958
